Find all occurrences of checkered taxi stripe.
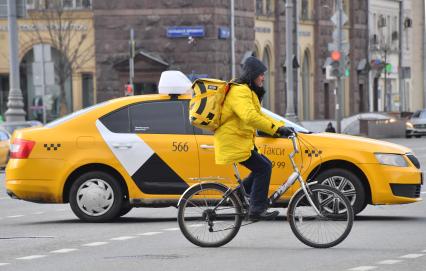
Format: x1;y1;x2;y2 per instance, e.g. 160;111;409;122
44;144;61;151
304;149;322;157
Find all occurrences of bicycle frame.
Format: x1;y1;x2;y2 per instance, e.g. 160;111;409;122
232;132;322;216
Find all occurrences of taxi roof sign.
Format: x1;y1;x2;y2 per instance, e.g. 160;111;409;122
158;71;192;95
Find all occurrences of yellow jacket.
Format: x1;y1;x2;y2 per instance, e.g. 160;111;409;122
214;83;284;165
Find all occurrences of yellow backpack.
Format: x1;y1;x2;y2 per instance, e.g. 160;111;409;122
189;78;233;131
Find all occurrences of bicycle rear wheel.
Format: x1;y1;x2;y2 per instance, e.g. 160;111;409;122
287;184;354;248
178;183;243;247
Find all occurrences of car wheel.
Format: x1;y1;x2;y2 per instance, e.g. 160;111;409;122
314;168;367;215
406;135;412;138
116;202;133;218
69;171;124;222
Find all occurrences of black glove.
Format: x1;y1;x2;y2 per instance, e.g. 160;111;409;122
277;126;294;137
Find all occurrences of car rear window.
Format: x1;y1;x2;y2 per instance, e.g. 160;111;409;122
45;101;110;128
99;106;130;133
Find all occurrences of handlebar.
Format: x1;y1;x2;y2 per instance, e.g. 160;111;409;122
289;132;299;154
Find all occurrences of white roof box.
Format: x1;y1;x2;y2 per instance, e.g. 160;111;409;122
158;70;192;95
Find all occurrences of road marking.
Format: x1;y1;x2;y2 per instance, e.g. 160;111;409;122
7;215;24;218
137;232;162;236
16;255;47;260
377;259;403;264
82;242;109;247
0;263;10;266
400;254;424;259
50;248;78;254
110;236;138;241
348;266;377;271
162;227;180;231
32;211;45;215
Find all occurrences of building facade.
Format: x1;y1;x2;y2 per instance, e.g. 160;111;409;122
0;0;95;122
1;0;422;124
411;0;425;111
93;0;256;102
368;0;414;113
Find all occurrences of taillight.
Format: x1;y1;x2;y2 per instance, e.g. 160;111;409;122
10;138;36;159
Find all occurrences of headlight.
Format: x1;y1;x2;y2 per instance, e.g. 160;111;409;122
375;153;408;167
406;122;413;129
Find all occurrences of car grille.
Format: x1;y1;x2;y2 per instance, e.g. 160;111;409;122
413;124;426;129
390;184;421;198
406;154;420;169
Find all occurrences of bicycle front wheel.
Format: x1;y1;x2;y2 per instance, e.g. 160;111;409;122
287;184;354;248
178;183;243;247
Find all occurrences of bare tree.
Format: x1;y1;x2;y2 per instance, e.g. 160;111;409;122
25;0;94;117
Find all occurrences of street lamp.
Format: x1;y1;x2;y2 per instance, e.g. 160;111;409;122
5;0;26;122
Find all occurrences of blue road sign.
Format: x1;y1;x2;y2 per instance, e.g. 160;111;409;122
218;26;230;39
167;26;205;38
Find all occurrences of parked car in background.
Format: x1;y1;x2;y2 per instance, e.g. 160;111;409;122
406;109;426;138
0;121;43;135
0;127;11;168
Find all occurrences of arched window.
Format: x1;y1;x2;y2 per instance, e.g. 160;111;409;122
20;44;73;122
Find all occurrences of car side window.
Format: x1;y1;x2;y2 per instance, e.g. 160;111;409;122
99;107;130;133
412;111;421;118
129;101;190;134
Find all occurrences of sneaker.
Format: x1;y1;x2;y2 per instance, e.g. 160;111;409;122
248;210;279;221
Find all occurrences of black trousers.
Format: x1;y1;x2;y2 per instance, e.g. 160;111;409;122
239;150;272;214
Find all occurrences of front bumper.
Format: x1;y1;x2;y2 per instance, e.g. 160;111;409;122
361;163;422;205
406;128;426;136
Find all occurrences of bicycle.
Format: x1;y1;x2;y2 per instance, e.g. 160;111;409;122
177;131;354;248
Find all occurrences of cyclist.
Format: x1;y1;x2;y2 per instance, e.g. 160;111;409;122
214;56;293;220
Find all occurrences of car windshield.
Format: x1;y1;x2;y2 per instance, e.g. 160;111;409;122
45;101;111;128
261;108;310;133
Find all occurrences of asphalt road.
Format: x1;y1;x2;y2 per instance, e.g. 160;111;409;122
0;137;425;271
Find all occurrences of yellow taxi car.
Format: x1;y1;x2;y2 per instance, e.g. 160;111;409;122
0;127;11;168
5;71;423;222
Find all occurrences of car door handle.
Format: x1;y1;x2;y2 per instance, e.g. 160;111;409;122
200;144;214;149
112;143;132;149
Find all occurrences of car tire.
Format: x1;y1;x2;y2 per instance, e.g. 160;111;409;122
115;202;133;218
406;135;412;138
314;168;367;215
69;171;124;222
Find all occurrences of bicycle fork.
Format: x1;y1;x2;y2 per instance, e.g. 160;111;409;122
269;172;323;217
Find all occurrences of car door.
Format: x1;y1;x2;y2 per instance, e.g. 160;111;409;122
194;128;295;200
194;128;237;186
129;100;199;195
98;99;199;196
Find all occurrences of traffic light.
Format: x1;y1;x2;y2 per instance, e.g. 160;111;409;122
124;83;134;96
330;50;342;77
343;55;350;77
385;63;393;73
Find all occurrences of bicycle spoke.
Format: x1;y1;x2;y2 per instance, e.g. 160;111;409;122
178;184;243;247
288;185;353;248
